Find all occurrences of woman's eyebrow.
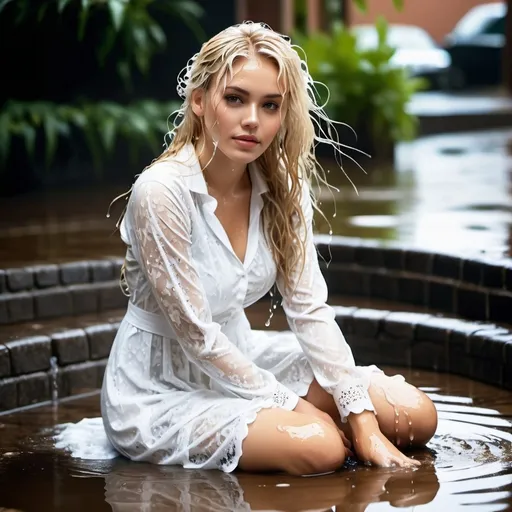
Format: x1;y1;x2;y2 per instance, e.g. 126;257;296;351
225;85;282;99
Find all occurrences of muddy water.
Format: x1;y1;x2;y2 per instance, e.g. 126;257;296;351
0;367;510;512
1;129;511;266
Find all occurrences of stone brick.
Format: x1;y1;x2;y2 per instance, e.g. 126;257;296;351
318;242;355;265
396;276;427;306
17;372;50;407
333;306;357;335
111;258;125;279
5;335;52;375
5;267;34;292
0;377;17;411
90;260;115;282
382;247;404;270
428;280;455;313
5;292;34;323
98;282;129;311
411;341;448;372
32;264;59;288
95;359;108;387
488;291;512;324
456;286;487;321
377;338;411;366
382;312;432;340
416;316;464;344
0;344;10;377
354;243;384;268
432;254;462;280
470;357;503;387
59;261;90;285
352;308;390;338
0;295;8;324
466;328;510;358
481;261;505;289
33;288;73;319
404;249;433;275
369;271;398;301
60;361;102;397
461;258;483;285
69;283;99;315
51;329;89;365
0;269;6;293
327;265;369;296
85;323;117;360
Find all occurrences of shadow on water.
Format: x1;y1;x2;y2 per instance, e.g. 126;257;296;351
0;367;511;511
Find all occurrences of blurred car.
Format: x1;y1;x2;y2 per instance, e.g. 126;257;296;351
444;2;507;87
352;24;453;89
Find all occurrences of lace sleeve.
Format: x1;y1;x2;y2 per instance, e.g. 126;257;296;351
276;184;375;422
130;178;298;411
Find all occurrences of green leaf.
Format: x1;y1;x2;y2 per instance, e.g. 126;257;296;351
0;113;9;167
42;113;60;168
392;0;404;11
108;0;127;31
99;116;117;155
57;0;72;13
352;0;366;12
0;0;15;15
20;122;36;160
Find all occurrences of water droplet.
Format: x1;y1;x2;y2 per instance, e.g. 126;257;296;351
265;319;271;327
333;213;336;218
328;230;332;236
106;213;111;218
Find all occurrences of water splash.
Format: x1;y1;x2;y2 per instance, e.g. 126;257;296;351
49;356;59;405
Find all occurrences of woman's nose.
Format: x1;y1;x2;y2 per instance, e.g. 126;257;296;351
242;104;259;129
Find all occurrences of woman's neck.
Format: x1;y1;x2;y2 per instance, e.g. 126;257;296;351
195;138;250;197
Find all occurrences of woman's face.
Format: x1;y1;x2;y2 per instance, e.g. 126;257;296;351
193;56;285;166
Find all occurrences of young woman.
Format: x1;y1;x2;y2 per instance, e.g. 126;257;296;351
99;21;438;475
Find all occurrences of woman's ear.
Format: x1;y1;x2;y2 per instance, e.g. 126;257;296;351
191;88;205;117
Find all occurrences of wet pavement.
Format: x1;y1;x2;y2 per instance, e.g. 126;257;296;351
0;366;511;511
1;128;511;267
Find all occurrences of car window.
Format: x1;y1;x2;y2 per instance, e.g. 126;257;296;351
482;16;505;35
453;4;506;38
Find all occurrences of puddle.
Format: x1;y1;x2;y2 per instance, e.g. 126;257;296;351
0;367;510;511
1;129;512;266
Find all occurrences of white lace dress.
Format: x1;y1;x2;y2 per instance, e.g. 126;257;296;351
100;144;378;472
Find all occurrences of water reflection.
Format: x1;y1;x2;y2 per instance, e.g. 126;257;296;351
95;460;440;511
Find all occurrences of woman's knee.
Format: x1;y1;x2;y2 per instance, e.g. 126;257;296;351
411;392;438;446
287;423;346;476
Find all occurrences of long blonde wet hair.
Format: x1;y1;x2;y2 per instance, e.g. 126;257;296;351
118;22;351;294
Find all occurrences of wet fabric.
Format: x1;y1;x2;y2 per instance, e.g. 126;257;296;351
101;144;377;472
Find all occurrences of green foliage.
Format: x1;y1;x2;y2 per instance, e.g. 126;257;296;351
0;99;179;173
0;0;204;88
352;0;404;12
295;18;426;147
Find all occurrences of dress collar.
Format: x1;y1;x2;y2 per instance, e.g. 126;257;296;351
177;143;269;197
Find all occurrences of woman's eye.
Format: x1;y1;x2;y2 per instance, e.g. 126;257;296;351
264;102;280;111
225;95;242;104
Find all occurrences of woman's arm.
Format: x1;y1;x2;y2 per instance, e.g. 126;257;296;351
130;177;298;410
276;182;376;421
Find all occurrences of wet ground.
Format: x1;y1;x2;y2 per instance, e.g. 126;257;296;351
1;128;511;267
0;366;511;511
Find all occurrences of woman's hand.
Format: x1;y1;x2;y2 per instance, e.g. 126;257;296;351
293;398;353;456
349;411;420;468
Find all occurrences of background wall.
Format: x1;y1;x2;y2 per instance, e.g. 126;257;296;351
348;0;502;42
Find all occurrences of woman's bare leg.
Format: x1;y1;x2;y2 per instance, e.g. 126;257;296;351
305;372;438;448
238;408;346;475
